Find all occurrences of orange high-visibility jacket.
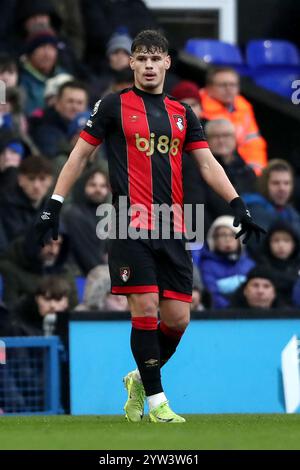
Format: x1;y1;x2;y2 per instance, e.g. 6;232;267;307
200;88;268;174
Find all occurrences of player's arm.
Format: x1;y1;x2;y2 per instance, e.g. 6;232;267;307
35;137;97;245
191;147;238;203
191;147;266;243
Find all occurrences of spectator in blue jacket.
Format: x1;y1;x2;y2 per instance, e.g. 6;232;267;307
242;159;300;255
195;215;255;308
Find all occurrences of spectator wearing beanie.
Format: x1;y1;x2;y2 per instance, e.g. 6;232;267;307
196;215;255;308
94;31;133;97
20;27;66;114
256;220;300;305
171;80;202;119
230;266;284;309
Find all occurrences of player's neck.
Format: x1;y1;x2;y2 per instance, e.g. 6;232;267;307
134;83;164;95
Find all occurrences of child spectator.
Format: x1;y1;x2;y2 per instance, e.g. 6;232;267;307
196;215;255;308
256;221;300;305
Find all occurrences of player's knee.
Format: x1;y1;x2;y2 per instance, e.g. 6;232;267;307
128;293;159;317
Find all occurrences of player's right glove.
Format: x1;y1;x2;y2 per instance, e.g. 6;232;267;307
230;196;266;244
35;198;62;246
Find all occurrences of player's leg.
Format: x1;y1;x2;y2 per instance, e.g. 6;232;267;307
158;298;190;367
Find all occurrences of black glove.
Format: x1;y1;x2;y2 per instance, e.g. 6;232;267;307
35;198;62;246
230;197;266;244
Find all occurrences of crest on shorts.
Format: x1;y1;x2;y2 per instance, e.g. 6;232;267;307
173;115;184;132
120;267;130;283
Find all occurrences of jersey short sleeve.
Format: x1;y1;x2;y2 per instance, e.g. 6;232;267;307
183;104;209;153
80;93;118;146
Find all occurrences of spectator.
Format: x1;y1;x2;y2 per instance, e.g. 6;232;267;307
196;215;255;308
8;276;72;336
171;80;202;118
63;168;110;275
15;0;84;74
256;221;300;305
0;155;53;253
75;265;111;311
0;128;31;195
243;159;300;254
0;230;78;307
200;67;268;174
19;27;65;114
108;67;134;94
202;119;257;224
94;31;133;98
29;80;89;158
0;53;18;88
191;287;206;311
230;266;283;309
44;73;74;108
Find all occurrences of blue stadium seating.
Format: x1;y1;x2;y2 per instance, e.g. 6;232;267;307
185;39;243;64
184;39;250;75
246;39;300;68
75;276;86;303
253;70;300;98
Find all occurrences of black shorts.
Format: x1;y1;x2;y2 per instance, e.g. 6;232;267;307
108;237;193;302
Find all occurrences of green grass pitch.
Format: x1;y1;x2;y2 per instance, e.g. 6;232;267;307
0;414;300;450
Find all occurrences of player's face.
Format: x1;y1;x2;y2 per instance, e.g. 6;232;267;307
267;170;293;207
130;49;171;93
243;278;275;308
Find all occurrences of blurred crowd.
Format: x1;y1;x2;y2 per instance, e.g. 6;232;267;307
0;0;299;340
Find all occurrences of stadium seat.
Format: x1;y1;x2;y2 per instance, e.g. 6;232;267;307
75;276;86;303
246;39;300;68
184;39;243;64
253;70;300;98
184;39;250;76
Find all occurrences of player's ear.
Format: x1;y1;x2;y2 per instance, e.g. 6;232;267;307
165;55;171;70
129;56;135;71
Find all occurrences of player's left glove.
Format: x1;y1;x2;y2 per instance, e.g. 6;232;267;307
230;196;266;244
35;198;62;246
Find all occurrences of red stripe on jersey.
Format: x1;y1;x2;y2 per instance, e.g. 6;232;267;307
164;97;186;232
185;141;209;152
79;130;102;146
120;91;154;230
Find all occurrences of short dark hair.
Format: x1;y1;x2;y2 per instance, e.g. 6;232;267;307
206;66;239;85
0;53;17;73
131;30;169;55
57;80;88;99
19;155;53;176
85;167;108;185
36;276;71;300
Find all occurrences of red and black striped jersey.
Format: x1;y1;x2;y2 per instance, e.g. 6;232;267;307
80;86;208;229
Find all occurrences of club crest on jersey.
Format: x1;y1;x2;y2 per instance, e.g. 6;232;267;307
173;115;184;132
120;267;130;283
